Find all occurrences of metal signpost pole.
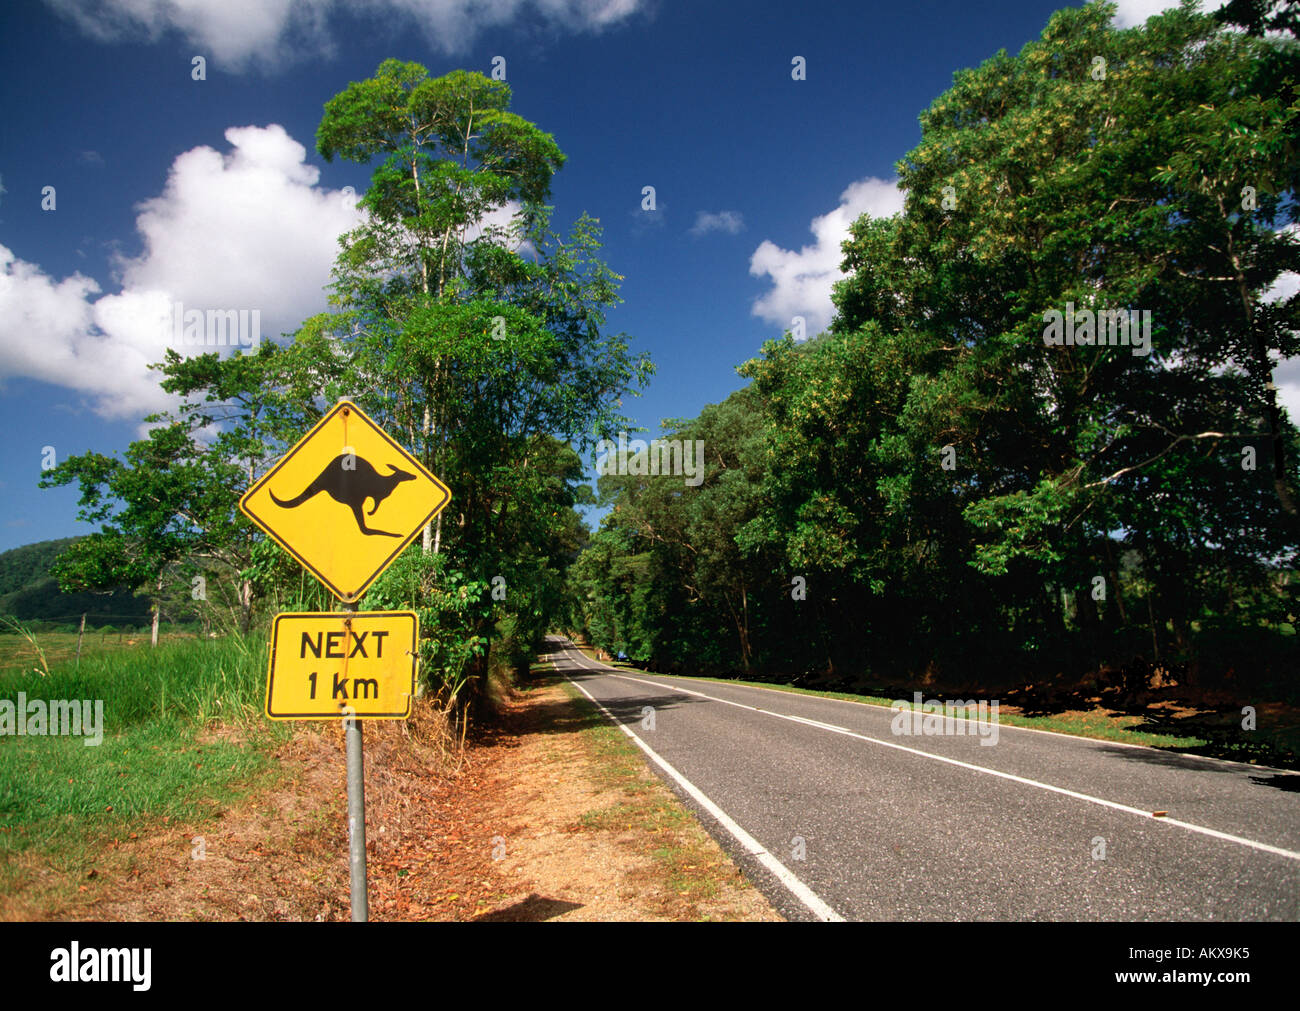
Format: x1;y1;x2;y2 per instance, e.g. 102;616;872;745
343;600;368;922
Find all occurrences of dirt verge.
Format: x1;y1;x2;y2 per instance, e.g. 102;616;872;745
7;667;778;922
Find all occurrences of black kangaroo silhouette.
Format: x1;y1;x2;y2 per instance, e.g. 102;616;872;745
270;454;416;537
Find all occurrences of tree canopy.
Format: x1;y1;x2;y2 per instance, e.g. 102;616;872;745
567;1;1300;693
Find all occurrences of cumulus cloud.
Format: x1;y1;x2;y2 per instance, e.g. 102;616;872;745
1265;220;1300;420
466;200;535;258
749;176;905;337
0;124;364;421
689;210;744;237
1276;358;1300;423
1266;273;1300;306
45;0;643;68
0;123;535;424
1109;0;1229;28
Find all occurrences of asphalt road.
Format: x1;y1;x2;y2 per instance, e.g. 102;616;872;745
544;637;1300;922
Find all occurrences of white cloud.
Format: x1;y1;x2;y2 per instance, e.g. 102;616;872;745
0;124;363;422
689;210;744;237
465;201;535;258
1110;0;1180;27
0;123;537;424
749;176;905;336
1109;0;1229;28
1276;359;1300;423
1266;272;1300;306
46;0;643;68
629;200;667;237
1266;219;1300;420
1272;279;1300;421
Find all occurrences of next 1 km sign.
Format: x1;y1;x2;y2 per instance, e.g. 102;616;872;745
266;611;418;720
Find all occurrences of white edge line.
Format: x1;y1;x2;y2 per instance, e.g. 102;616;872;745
564;642;1298;777
557;663;845;922
557;645;1300;865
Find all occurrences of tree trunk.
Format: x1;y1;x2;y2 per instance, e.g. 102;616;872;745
239;578;253;636
150;573;164;647
1146;593;1160;663
422;402;433;553
1104;539;1128;624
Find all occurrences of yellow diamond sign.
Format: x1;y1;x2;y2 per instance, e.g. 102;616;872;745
239;399;450;602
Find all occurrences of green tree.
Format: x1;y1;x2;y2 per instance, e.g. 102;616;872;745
317;60;566;552
40;338;340;638
313;61;651;688
571;1;1300;692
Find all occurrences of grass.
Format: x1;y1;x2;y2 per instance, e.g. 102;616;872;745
571;646;1300;764
0;629;197;676
0;631;292;908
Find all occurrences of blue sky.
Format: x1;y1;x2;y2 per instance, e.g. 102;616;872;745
0;0;1233;551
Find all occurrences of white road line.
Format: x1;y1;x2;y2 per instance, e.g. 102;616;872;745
571;644;1298;774
557;645;1300;865
557;661;844;922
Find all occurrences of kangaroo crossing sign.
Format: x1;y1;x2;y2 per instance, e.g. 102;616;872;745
239;399;451;601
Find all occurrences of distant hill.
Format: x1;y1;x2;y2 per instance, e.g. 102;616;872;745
0;538;152;631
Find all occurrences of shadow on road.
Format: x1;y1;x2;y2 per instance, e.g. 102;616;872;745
1249;773;1300;792
1092;743;1253;776
530;670;709;731
1092;742;1300;787
530;639;713;729
472;893;584;922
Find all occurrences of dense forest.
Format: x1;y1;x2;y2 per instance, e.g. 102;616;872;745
565;3;1300;698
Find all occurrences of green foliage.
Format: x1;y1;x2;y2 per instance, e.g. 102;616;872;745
567;3;1300;693
365;546;489;702
0;538;81;597
21;62;650;697
0;538;151;630
308;61;650;695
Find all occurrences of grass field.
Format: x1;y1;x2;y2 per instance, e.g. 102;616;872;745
0;628;199;677
0;629;290;910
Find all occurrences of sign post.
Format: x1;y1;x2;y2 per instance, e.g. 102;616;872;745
238;399;451;922
342;602;368;923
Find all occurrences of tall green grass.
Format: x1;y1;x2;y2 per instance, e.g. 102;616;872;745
0;628;197;676
2;634;267;727
0;633;291;885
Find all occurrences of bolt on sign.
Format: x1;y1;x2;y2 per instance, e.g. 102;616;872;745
266;611;418;720
238;399;451;602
